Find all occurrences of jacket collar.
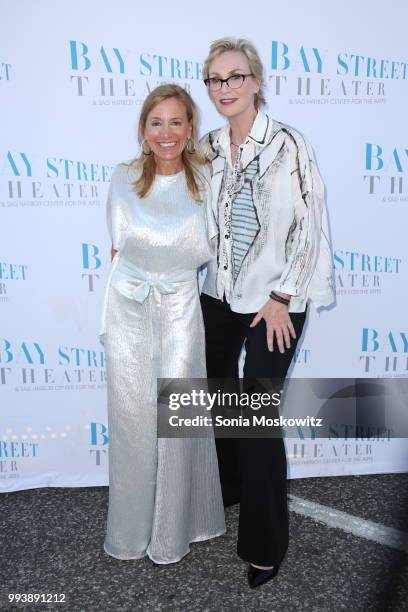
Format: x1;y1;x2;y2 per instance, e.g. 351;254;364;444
213;110;272;154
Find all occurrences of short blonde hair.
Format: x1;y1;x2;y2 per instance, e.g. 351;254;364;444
203;37;266;109
130;84;206;201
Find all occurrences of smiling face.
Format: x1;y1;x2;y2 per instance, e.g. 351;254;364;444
207;50;260;119
143;97;192;170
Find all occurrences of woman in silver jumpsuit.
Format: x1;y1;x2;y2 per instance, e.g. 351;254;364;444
100;84;225;565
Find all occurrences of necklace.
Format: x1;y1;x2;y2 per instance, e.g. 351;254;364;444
230;111;257;149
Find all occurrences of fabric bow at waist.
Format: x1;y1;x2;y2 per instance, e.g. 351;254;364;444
110;257;197;303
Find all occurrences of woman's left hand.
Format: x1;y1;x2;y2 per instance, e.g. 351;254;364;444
250;297;296;353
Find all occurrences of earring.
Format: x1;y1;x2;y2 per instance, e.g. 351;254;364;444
142;140;152;155
186;138;195;154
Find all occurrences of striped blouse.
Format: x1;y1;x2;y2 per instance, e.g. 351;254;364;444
230;156;259;281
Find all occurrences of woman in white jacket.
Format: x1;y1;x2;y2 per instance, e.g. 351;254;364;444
200;37;334;588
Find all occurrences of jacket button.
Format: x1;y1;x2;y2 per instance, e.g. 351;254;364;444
225;234;229;239
224;265;228;270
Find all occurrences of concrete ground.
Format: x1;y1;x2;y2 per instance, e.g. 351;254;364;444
1;473;407;611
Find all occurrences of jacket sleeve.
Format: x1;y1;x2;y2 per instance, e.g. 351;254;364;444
199;163;219;241
274;135;325;298
106;165;128;251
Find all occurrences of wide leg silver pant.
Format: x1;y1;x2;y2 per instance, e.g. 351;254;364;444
103;280;225;563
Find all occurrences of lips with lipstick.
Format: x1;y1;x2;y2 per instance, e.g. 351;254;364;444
156;141;178;150
219;97;239;106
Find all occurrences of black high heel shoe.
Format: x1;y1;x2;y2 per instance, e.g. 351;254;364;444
247;563;280;588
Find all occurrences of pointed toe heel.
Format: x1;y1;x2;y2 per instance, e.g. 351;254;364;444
247;563;280;588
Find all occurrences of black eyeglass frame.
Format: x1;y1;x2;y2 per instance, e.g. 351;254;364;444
203;73;254;91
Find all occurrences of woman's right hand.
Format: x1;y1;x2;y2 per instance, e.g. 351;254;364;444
250;298;296;353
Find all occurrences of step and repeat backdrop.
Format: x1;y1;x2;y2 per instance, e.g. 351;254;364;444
1;1;407;491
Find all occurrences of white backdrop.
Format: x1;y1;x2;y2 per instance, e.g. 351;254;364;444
1;0;407;492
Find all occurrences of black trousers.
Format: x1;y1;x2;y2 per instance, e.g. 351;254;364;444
200;293;307;566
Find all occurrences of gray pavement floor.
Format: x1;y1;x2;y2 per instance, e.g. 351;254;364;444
1;473;407;612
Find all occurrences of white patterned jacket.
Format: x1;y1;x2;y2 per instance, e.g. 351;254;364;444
200;110;335;313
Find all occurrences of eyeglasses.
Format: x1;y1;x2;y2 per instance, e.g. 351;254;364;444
203;73;254;91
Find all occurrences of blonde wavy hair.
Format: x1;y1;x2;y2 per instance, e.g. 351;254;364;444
203;37;266;110
129;84;206;202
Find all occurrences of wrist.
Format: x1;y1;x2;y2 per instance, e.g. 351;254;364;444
269;290;290;306
273;290;291;300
